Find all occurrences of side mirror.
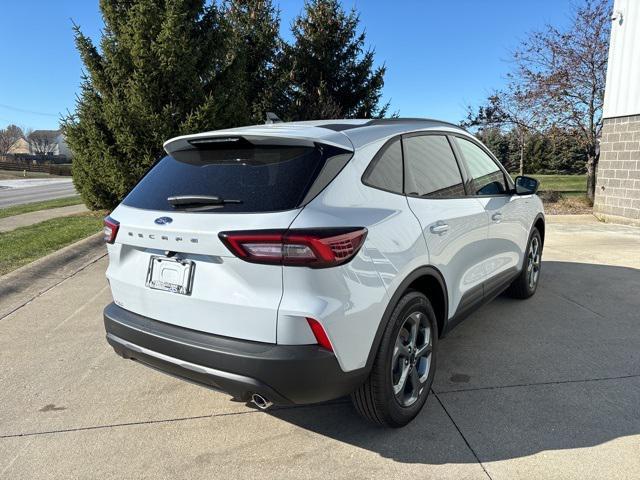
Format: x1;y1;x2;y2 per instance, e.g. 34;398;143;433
514;176;539;195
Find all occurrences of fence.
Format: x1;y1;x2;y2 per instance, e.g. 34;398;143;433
0;160;72;176
4;153;70;165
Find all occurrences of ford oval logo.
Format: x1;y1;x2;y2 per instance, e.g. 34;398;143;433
154;216;173;225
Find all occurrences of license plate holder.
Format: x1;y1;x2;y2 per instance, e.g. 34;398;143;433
146;256;195;295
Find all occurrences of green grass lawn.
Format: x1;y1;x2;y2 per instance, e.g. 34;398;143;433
0;169;53;180
0;213;103;276
528;174;586;193
0;196;83;219
510;174;587;193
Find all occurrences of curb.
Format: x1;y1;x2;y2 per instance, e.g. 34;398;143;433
593;211;640;228
545;213;600;224
0;232;106;320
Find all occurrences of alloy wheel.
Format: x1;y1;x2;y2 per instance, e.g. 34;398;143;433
527;236;541;290
391;311;433;407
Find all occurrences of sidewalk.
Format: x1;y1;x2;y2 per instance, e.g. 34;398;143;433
0;204;88;233
0;232;105;320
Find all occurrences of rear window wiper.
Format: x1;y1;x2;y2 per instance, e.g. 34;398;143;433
167;195;242;210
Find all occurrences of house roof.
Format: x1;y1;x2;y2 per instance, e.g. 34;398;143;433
7;137;30;153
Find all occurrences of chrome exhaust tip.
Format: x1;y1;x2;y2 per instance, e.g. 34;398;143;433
251;393;273;410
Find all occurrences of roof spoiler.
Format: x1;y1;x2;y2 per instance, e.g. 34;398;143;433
164;127;354;156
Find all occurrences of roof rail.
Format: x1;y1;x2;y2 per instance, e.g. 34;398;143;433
364;118;464;130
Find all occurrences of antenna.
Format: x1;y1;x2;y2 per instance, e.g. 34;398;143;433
265;112;283;124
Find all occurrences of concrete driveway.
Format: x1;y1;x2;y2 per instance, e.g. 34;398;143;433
1;215;639;479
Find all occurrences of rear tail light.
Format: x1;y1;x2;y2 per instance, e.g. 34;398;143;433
219;227;367;268
104;216;120;244
306;317;333;351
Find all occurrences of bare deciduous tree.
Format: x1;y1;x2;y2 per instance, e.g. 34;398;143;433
466;0;610;200
0;124;24;156
510;0;610;200
464;91;540;176
28;131;58;155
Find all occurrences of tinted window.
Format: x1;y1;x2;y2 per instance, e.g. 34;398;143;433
403;135;465;198
123;142;349;213
363;139;403;193
455;138;508;195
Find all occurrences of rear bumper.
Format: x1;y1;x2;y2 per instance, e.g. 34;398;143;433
103;303;366;405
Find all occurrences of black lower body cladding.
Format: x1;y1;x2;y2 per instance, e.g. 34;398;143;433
103;303;366;405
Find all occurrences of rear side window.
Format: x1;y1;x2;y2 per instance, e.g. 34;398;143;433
403;135;465;198
455;137;508;195
122;141;350;213
362;139;403;193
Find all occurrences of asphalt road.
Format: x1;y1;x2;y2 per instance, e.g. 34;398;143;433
0;179;77;207
1;215;639;479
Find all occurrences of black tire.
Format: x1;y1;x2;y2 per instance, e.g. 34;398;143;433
351;291;438;427
506;228;542;299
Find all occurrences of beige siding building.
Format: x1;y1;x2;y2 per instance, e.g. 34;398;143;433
7;137;30;154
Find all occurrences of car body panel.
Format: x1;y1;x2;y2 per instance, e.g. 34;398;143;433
475;195;542;276
278;142;428;371
406;196;490;318
104;119;545;390
105;204;301;343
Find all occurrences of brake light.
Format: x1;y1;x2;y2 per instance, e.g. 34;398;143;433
306;317;333;351
219;227;367;268
104;216;120;244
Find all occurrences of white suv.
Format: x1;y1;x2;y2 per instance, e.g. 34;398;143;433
103;118;544;427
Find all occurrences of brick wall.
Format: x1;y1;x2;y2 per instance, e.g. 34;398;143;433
593;115;640;225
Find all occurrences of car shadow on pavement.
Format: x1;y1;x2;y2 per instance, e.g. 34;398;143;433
266;261;640;464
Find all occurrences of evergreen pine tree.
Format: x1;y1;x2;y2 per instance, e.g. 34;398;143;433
63;0;246;209
224;0;281;124
477;127;512;171
280;0;388;120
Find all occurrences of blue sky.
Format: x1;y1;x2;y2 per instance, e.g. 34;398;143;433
0;0;573;130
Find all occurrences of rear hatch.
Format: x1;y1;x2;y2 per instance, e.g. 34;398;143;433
106;134;352;343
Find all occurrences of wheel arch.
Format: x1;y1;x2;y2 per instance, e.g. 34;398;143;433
364;266;448;373
533;213;545;249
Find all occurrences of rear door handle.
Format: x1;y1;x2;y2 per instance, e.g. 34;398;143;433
492;213;503;223
430;223;449;234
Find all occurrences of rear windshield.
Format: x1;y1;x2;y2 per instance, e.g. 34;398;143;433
122;141;350;213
